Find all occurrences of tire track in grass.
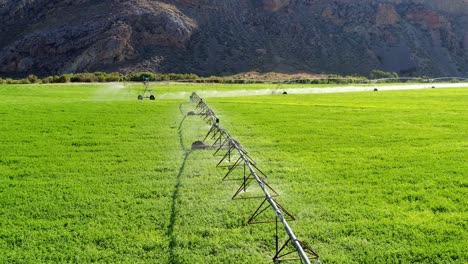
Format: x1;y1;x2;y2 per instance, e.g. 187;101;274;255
167;103;191;263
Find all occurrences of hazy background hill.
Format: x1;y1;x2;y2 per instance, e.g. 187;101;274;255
0;0;467;77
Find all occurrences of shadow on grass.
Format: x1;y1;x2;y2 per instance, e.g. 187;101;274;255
167;103;191;263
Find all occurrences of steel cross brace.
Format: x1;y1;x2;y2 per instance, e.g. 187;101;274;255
203;124;219;141
232;172;279;200
213;137;230;156
248;198;293;224
273;237;320;263
216;138;256;165
211;127;223;141
222;157;243;180
216;144;236;166
232;172;255;199
201;111;213;122
195;101;206;111
235;146;256;165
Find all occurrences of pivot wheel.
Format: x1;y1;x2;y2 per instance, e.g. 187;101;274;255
149;95;155;100
138;95;143;100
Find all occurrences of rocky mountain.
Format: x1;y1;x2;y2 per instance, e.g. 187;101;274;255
0;0;467;77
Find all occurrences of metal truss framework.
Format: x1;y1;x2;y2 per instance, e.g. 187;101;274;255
191;93;321;264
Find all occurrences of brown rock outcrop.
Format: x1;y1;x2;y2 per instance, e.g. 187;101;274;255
376;3;400;26
262;0;289;12
406;9;446;31
0;0;197;74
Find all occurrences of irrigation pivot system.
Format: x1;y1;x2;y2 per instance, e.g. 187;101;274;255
138;78;155;100
190;93;321;264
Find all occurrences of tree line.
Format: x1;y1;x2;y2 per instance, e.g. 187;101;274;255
0;70;464;84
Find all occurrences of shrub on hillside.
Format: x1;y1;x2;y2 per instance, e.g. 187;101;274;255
370;70;399;80
70;73;98;82
58;75;70;83
126;72;157;82
163;73;199;81
93;72;123;82
27;74;39;84
5;78;24;84
41;75;65;83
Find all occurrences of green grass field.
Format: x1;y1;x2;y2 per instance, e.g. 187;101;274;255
0;83;467;263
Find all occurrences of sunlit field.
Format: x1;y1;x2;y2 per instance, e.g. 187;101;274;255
0;83;466;263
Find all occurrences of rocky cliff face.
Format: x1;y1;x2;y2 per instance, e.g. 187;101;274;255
0;0;467;76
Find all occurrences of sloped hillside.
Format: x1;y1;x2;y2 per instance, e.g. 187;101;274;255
0;0;467;76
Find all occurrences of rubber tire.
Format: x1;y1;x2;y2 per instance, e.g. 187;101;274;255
138;95;143;100
149;95;155;100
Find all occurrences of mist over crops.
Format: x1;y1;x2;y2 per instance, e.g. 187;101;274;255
157;83;468;99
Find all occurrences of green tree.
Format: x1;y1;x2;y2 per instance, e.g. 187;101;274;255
27;74;39;83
